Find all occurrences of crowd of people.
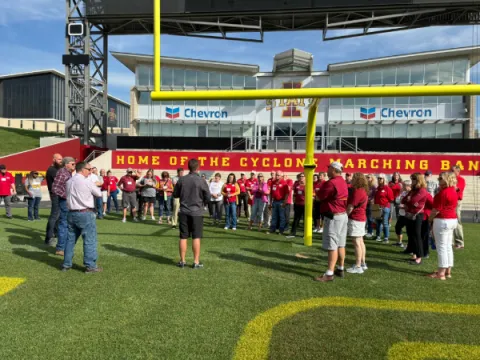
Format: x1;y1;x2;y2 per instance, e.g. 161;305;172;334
0;152;467;278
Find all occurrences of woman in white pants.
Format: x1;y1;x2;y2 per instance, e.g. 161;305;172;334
427;172;458;280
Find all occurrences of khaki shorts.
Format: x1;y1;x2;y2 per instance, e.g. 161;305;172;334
347;219;366;238
322;213;348;251
122;191;137;209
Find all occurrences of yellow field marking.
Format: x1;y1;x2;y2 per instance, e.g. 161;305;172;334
233;297;480;360
0;277;25;296
389;342;480;360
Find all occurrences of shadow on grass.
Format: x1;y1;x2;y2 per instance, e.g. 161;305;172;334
11;248;67;271
209;251;317;278
103;244;174;266
241;248;318;264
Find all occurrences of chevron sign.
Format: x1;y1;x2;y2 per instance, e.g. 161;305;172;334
166;107;180;119
360;107;376;120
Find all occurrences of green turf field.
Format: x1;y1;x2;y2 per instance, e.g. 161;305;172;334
1;208;479;360
0;128;58;156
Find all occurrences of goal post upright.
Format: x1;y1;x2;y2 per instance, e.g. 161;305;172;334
151;0;480;247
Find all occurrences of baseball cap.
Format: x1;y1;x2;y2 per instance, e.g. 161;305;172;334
328;161;343;172
0;164;5;170
127;168;133;173
425;170;432;176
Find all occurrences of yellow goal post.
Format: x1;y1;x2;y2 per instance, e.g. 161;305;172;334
151;0;480;246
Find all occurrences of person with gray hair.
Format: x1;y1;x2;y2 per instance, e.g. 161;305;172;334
51;156;76;256
62;161;103;273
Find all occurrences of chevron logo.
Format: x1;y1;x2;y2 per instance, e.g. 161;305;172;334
166;107;180;119
360;107;376;120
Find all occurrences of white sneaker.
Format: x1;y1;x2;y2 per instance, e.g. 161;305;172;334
319;228;324;233
313;229;319;233
224;227;229;230
232;228;237;231
141;216;146;221
347;266;364;274
361;263;368;270
152;216;156;221
383;238;389;244
376;237;382;242
122;218;126;223
366;233;373;239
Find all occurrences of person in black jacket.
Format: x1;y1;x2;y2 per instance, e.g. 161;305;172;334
45;153;63;245
173;159;210;269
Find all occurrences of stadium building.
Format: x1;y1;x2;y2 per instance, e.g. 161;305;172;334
113;46;479;149
0;70;130;131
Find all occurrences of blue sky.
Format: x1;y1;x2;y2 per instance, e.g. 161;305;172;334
1;0;480;105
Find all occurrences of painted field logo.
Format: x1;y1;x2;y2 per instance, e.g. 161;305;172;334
360;107;376;120
166;107;180;119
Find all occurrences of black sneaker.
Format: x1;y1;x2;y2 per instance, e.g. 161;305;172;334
334;269;345;278
192;263;204;269
177;261;187;268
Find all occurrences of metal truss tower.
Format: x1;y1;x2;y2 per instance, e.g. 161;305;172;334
64;0;108;147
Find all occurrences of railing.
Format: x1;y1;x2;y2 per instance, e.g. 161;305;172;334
251;136;360;153
84;150;106;163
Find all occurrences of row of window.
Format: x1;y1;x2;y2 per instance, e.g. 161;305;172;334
329;96;464;106
137;65;257;89
137;123;253;138
330;59;469;86
138;92;256;107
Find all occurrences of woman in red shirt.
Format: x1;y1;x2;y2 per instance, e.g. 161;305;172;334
401;173;428;265
346;173;369;274
374;173;394;243
427;172;458;280
157;171;174;225
105;170;119;213
222;173;240;230
389;172;403;220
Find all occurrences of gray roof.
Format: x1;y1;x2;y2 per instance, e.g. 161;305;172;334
0;69;130;107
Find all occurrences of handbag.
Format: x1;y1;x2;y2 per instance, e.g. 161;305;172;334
405;205;424;221
371;204;383;220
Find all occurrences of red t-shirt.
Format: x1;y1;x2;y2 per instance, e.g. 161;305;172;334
348;188;368;221
0;172;14;196
314;180;325;201
318;176;348;214
389;181;402;200
374;185;394;208
267;177;274;191
271;179;288;201
456;175;466;200
423;193;433;220
224;183;237;203
118;175;138;193
293;183;306;206
286;179;294;204
108;176;118;192
237;179;247;193
245;178;257;205
433;186;458;219
402;188;428;214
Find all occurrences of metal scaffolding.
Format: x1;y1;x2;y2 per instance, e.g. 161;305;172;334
65;0;108;147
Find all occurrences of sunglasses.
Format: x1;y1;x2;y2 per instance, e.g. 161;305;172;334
85;168;92;171
438;177;443;181
411;177;417;180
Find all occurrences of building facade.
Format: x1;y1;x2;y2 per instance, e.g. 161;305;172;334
113;46;479;146
0;70;130;129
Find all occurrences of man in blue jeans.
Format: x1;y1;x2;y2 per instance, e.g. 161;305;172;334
51;157;76;256
268;171;288;235
62;161;103;273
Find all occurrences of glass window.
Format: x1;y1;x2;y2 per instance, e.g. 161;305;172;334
356;72;369;86
452;96;463;104
396;66;410;84
171;124;184;136
209;72;221;87
450;123;463;138
221;74;233;88
382;68;396;85
233;75;245;87
173;69;185;87
410;64;424;84
395;97;408;105
245;76;256;88
185;70;197;87
382;97;395;105
197;100;208;106
393;124;407;138
161;68;173;87
369;70;382;85
342;98;354;106
369;97;382;105
381;125;393;138
409;96;423;105
425;63;439;83
343;73;355;86
209;100;221;107
185;100;196;106
231;124;243;137
184;124;197;137
438;96;451;104
330;98;342;106
423;96;437;105
205;125;216;137
221;100;232;107
137;65;151;86
220;124;231;138
453;59;468;83
330;74;342;87
436;123;451;138
354;98;368;106
138;92;150;105
197;72;209;87
244;100;255;106
161;124;172;137
439;61;452;83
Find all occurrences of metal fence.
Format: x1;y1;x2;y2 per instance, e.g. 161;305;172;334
231;136;359;152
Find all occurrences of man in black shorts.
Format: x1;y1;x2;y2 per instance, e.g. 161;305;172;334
173;158;210;269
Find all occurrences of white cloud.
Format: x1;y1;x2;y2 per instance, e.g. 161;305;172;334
0;0;63;25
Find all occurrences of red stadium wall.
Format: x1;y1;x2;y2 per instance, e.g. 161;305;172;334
0;138;81;177
112;150;480;175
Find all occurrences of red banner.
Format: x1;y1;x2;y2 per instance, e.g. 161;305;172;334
112;151;480;175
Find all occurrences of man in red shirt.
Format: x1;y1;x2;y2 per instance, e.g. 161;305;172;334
245;171;258;222
117;168;141;223
451;165;466;248
314;162;349;283
267;171;288;235
0;164;16;219
236;173;249;220
283;174;294;232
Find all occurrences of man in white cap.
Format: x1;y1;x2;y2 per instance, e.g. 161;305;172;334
314;161;349;282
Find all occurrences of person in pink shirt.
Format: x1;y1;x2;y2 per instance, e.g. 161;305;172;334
451;165;465;248
389;172;403;221
248;173;269;231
